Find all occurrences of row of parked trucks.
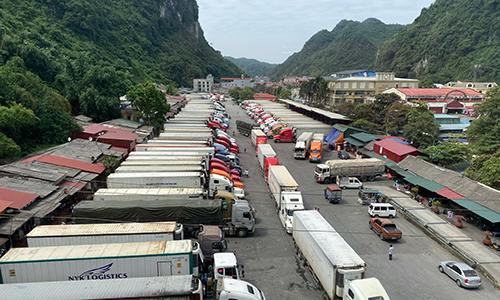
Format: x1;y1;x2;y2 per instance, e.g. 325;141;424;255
0;95;265;300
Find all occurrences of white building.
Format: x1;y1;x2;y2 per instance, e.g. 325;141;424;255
193;74;214;92
220;77;253;89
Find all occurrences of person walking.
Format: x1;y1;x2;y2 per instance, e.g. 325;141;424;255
389;245;394;260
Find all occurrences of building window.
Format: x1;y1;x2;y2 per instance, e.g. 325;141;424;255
369;82;374;89
343;82;349;89
354;91;364;95
354;98;364;103
360;82;365;89
352;82;357;89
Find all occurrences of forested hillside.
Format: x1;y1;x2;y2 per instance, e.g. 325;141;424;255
268;18;405;80
375;0;500;83
0;0;241;159
225;56;277;77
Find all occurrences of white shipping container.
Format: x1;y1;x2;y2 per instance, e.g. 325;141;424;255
125;155;205;161
128;151;212;158
106;172;204;189
0;241;194;284
93;187;205;201
251;129;266;147
115;165;204;173
257;144;276;169
267;165;299;207
26;222;181;247
0;275;202;300
120;160;206;167
293;211;366;299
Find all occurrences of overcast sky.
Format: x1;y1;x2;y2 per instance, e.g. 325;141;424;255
197;0;436;64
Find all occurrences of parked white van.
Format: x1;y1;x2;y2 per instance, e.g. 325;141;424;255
368;203;397;218
214;252;242;280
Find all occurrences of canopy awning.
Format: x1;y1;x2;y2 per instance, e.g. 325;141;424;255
450;198;500;224
435;188;463;199
403;175;445;192
344;137;365;147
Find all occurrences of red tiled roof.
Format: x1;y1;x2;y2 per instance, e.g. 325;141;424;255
253;93;276;100
374;138;421;156
0;188;38;210
435;188;463;199
109;146;128;153
0;200;13;212
396;88;483;97
83;125;137;141
60;180;86;189
23;154;105;174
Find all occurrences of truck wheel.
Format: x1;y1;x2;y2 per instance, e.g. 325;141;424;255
380;233;385;240
193;230;200;239
322;292;329;300
360;176;367;182
369;223;373;229
388;214;394;219
324;178;330;184
369;175;375;181
236;228;247;238
275;139;280;143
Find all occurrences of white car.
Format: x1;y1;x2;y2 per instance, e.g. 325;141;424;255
438;261;482;288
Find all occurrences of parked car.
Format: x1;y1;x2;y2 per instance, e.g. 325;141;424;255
438;261;482;288
369;218;402;241
338;150;350;159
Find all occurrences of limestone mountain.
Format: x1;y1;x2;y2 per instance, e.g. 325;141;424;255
268;18;405;80
225;56;277;78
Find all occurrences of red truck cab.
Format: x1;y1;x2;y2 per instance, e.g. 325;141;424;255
273;128;296;143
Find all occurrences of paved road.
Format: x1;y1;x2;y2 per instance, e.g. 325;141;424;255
211;96;500;300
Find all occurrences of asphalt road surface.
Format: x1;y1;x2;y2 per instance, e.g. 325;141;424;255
203;95;500;300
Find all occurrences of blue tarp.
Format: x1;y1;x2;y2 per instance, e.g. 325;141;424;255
325;129;342;145
325;128;336;143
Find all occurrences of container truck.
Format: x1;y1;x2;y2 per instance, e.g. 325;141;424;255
0;240;198;284
106;172;206;189
267;165;304;234
273;127;296;143
158;132;213;142
293;132;313;159
128;151;213;158
251;129;267;153
120;160;207;169
115;165;205;174
236;120;256;136
309;133;324;162
257;144;277;169
293;210;390;300
0;275;204;300
135;146;214;155
217;277;267;300
74;198;256;238
93;187;206;201
26;222;185;246
263;157;278;181
163;127;212;133
314;158;386;183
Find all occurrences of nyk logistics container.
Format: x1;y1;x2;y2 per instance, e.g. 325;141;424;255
0;240;196;284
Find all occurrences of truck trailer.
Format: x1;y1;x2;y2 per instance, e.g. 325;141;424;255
114;165;205;174
267;165;304;234
73;198;256;238
0;240;197;284
294;132;313;159
93;187;206;201
314;158;386;183
251;129;267;153
0;275;203;300
257;144;277;169
293;211;389;300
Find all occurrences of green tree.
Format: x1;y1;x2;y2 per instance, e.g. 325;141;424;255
348;104;378;123
423;138;471;168
382;102;411;135
464;154;500;188
332;102;357;116
466;87;500;154
350;119;380;134
229;87;241;100
127;82;170;132
0;132;21;159
279;89;292;100
164;84;178;96
239;87;254;100
299;76;328;105
373;93;400;123
403;101;439;148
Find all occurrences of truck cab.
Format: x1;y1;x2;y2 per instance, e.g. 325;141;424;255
314;164;331;183
231;199;256;237
294;141;307;159
198;225;227;264
279;192;304;234
343;278;390;300
309;141;322;162
217;278;266;300
213;252;242;280
273;127;296;143
209;174;233;197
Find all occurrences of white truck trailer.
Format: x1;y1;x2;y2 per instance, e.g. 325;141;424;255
145;139;209;146
115;165;205;174
293;211;390;300
314;158;386;183
158;132;213;142
0;240;197;284
293;131;313;159
257;144;277;169
135;145;214;154
267;165;304;234
26;222;185;246
0;275;203;300
93;187;206;201
120;159;207;169
128;151;213;158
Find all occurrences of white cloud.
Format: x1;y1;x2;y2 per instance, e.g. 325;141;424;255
197;0;435;64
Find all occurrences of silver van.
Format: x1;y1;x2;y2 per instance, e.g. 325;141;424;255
368;203;396;218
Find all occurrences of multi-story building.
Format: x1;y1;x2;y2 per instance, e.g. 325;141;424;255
255;76;270;84
443;81;497;94
193;74;214;92
325;72;419;104
280;76;308;86
220;76;253;88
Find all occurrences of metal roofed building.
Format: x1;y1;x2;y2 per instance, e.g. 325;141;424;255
372;138;424;163
279;99;350;125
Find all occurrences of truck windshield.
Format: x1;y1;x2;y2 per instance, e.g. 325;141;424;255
287;209;295;216
294;148;304;153
314;166;324;173
311;150;320;154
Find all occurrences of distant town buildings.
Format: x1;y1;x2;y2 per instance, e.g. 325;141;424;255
193;74;214;92
280;76;308;86
443;81;497;94
220;76;253;88
433;114;471;142
324;71;419;104
383;88;484;114
255;76;270;84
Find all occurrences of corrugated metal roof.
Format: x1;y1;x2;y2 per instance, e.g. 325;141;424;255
350;132;383;143
26;222;177;237
23;154;105;174
0;177;57;198
374;138;421;156
83;124;138;141
0;187;39;210
344;137;365;147
0;199;13;212
450;199;500;224
395;88;483;97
